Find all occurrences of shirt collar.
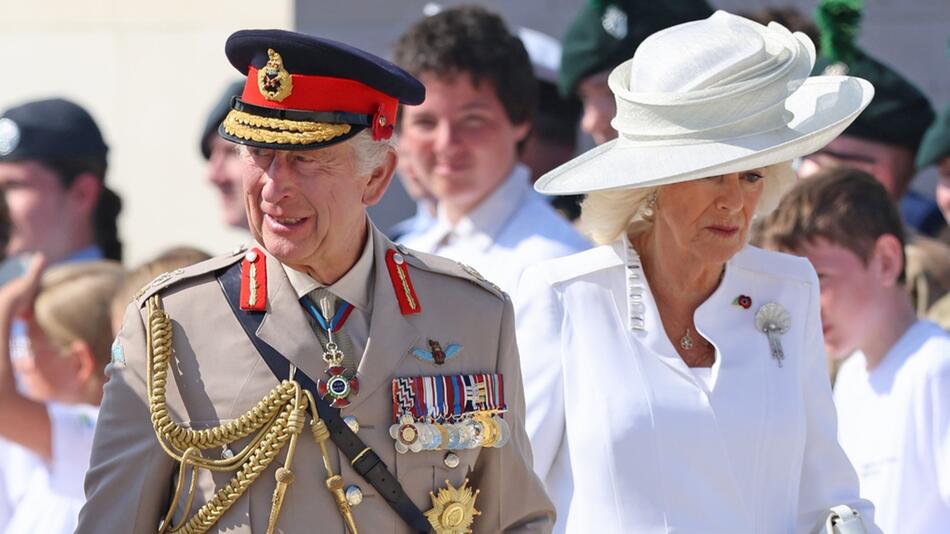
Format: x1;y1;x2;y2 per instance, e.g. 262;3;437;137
280;226;375;312
434;163;531;245
63;245;104;263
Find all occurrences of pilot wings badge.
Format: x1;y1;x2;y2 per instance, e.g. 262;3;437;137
411;340;462;365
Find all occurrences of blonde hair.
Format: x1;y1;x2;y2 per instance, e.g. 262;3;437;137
34;261;125;368
579;161;798;245
110;246;211;331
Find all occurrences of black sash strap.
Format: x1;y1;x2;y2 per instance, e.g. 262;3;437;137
216;263;432;533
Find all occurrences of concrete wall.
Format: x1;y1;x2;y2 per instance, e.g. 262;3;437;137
0;0;294;265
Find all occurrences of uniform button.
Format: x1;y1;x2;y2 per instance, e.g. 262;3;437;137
393;252;405;265
343;415;359;433
244;250;258;262
345;485;363;506
443;452;460;469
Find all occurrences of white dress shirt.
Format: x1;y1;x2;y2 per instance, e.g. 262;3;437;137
398;163;589;300
835;320;950;534
516;239;879;534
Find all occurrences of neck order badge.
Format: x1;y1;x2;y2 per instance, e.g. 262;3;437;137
302;296;361;408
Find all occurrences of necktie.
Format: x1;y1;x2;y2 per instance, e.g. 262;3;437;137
306;288;359;373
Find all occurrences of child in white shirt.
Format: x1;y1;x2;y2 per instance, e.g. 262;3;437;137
761;167;950;533
0;258;123;534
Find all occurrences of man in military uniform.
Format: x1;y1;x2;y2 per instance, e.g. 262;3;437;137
78;30;554;534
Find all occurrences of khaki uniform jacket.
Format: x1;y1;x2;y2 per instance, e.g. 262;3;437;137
77;226;554;533
905;236;950;331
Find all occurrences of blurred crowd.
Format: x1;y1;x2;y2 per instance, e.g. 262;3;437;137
0;0;947;532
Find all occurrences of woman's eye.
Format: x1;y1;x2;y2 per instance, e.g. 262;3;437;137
743;172;764;183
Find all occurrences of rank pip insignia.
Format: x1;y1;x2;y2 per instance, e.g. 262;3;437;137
412;340;462;365
426;478;480;534
258;48;293;102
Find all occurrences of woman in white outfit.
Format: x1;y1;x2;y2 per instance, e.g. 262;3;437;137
516;11;881;534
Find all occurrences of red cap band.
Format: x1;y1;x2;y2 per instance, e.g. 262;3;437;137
243;67;397;137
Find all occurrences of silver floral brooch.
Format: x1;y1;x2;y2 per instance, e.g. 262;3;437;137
755;302;791;367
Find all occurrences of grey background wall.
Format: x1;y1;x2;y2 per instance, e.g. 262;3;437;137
296;0;949;232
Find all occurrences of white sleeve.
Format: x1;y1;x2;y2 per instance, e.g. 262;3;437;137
796;269;881;533
916;355;950;509
0;448;12;531
46;403;98;498
514;266;569;510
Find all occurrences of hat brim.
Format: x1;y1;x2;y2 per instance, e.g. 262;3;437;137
535;75;874;195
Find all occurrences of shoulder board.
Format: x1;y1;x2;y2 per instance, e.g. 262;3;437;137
394;244;506;301
133;244;250;306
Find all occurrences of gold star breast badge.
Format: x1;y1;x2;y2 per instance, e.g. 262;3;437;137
425;478;480;534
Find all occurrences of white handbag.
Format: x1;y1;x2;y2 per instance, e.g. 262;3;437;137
820;505;867;534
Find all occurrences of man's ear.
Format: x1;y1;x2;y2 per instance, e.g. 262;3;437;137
362;148;397;206
872;233;904;287
67;173;102;218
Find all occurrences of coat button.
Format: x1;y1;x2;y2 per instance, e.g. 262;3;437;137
345;485;363;506
244;250;258;262
343;415;359;433
443;452;460;469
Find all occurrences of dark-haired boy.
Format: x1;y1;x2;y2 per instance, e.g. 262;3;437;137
760;167;950;533
392;7;590;518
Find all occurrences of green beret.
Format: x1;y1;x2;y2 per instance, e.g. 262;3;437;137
917;106;950;168
558;0;713;97
813;0;934;150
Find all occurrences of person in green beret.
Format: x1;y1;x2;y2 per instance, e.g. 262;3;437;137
918;105;950;232
796;0;950;330
917;105;950;329
558;0;712;145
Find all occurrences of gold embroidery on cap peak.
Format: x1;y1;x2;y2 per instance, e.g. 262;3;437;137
223;110;352;145
258;48;293;102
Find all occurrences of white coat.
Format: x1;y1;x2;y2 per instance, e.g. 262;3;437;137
515;239;880;534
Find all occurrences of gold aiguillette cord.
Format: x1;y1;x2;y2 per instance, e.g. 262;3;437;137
306;390;358;534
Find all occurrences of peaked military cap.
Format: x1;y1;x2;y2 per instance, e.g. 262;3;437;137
220;29;426;151
813;0;934;151
558;0;713;97
0;98;108;162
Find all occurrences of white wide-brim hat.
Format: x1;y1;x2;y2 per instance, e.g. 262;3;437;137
535;10;874;195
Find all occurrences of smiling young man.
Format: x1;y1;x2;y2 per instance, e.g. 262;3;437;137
760;167;950;534
393;5;589;298
78;30;553;534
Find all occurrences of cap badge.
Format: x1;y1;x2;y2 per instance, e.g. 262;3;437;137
0;118;21;157
258;48;293;102
601;5;628;40
822;62;850;76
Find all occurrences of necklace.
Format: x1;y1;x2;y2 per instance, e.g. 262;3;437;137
680;328;695;350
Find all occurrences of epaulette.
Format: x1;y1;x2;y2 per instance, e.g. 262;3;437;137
394;243;506;301
133;244;250;306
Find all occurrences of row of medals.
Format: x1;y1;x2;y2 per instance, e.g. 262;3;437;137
390;411;511;454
